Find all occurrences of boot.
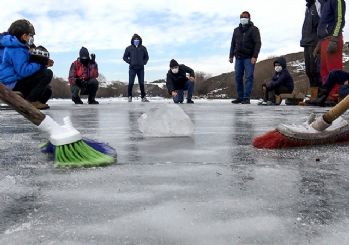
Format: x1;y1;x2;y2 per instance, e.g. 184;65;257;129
299;87;318;106
306;88;328;106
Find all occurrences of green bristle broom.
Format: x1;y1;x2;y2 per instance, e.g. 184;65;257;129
0;83;115;167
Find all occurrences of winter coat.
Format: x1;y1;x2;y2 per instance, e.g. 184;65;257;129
123;34;149;69
268;57;294;91
68;59;99;86
300;3;320;47
318;0;346;39
0;34;42;89
166;64;195;94
229;22;261;60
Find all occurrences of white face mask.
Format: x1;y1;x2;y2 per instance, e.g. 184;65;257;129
274;65;283;73
240;18;249;25
171;67;179;74
27;36;34;46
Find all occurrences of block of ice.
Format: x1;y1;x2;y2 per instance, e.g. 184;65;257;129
138;104;194;137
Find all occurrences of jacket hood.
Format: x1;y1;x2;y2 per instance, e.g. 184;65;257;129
131;33;142;45
0;34;24;48
273;56;287;69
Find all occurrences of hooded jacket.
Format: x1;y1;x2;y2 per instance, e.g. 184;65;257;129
0;34;42;89
166;64;195;94
123;34;149;69
317;0;346;39
300;1;320;47
229;22;261;59
268;57;294;91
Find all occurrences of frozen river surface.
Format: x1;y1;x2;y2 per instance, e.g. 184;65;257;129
1;99;349;245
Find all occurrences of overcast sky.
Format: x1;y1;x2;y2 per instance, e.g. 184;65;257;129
1;0;348;83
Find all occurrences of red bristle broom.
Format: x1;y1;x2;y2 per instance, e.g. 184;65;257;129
253;94;349;149
0;83;116;167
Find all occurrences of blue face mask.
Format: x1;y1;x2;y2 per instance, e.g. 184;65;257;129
133;39;140;46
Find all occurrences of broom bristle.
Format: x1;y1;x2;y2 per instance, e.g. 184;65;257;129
253;129;349;149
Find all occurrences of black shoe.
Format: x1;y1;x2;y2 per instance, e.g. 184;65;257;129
72;96;83;104
241;99;250;104
231;98;242;104
88;100;99;104
187;99;194;104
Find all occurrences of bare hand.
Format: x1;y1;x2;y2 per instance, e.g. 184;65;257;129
47;59;54;67
171;91;177;97
344;80;349;85
251;57;257;64
189;77;195;82
229;58;234;63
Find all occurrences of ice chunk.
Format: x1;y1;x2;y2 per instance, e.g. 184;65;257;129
138;104;194;137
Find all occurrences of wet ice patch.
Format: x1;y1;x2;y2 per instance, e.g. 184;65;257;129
138;104;194;137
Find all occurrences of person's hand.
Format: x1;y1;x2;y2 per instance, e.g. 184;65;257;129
81;80;88;87
251;57;257;64
189;76;195;82
327;36;338;54
46;59;54;67
91;53;96;63
229;58;234;63
171;91;177;97
344;80;348;85
313;41;321;57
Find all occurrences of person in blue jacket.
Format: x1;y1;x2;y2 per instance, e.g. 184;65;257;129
258;57;294;105
0;19;54;110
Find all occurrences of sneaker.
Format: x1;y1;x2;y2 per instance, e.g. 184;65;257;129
31;101;50;110
257;99;265;105
187;99;194;104
88;100;99;104
231;98;242;104
141;97;150;102
241;99;250;104
72;96;83;104
128;96;132;102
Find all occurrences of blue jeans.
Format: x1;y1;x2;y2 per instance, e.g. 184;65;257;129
173;80;194;103
128;67;145;98
234;58;255;100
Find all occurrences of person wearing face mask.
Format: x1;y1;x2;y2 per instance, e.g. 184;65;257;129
299;0;322;105
166;59;195;104
258;57;294;106
229;11;261;104
0;19;54;110
68;47;99;104
123;33;149;102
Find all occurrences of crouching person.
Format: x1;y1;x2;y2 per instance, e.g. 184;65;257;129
166;59;195;104
0;19;53;110
259;57;294;105
68;47;99;104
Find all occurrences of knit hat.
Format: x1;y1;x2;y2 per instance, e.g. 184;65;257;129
79;46;90;59
169;59;179;68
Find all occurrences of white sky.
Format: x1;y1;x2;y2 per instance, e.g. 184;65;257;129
0;0;348;82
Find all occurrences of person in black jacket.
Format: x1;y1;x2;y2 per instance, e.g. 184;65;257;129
123;33;149;102
300;0;322;103
229;11;261;104
166;59;195;104
258;57;294;106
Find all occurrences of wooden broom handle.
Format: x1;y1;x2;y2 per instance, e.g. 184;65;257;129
323;94;349;123
0;83;45;126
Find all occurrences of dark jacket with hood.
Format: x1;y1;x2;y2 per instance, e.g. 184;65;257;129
268;57;294;91
166;64;195;94
318;0;346;39
300;0;320;47
123;34;149;69
229;21;261;59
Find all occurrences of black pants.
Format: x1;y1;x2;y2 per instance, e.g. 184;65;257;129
13;69;53;103
128;67;145;98
263;84;293;102
71;78;99;102
304;46;322;87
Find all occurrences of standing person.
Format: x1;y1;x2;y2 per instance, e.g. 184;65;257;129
166;59;195;104
229;11;261;104
68;47;99;104
0;19;53;110
300;0;322;104
123;33;149;102
318;0;346;103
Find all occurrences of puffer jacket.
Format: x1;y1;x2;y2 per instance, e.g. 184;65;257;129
268;57;294;91
0;34;42;89
68;59;99;86
123;34;149;69
166;64;195;94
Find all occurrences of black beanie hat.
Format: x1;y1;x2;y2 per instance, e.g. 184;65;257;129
79;47;90;59
170;59;179;68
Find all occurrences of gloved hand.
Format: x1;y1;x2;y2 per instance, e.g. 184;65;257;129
327;36;338;54
91;53;96;63
37;116;82;146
